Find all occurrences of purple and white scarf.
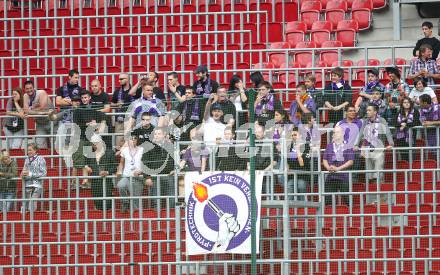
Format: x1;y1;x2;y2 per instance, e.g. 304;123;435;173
255;94;275;115
396;110;414;142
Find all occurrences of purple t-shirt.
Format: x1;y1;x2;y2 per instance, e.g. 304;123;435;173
336;118;363;146
182;147;209;171
289;97;317;126
323;143;355;182
419;103;440;123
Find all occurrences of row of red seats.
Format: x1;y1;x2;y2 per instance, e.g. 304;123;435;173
257;57;409;79
1;28;256;51
300;0;376;30
1;0;298;23
286;20;359;48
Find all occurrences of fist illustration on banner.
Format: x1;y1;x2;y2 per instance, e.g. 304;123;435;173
212;213;240;252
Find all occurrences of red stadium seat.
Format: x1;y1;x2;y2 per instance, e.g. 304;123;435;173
352;0;374;10
320;41;343;66
310;29;331;48
335;20;358;47
268;42;291;68
325;0;348;28
285;21;307;47
275;1;299;22
300;1;322;29
351;9;372;30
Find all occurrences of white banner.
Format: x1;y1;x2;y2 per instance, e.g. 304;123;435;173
185;171;263;255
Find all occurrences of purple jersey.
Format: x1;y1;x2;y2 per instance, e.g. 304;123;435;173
323;143;355;182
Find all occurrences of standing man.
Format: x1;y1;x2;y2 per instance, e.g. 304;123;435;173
130;72;166;101
408;44;440;86
128;82;166;132
167;71;186;109
192;65;219;99
56;69;83;108
22;80;54;149
111;73;135;147
323;67;353;125
89;79;110;113
356;104;394;185
413;21;440;60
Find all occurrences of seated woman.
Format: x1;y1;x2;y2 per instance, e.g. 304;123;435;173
322;126;355;205
116;135;145;213
409;77;438;107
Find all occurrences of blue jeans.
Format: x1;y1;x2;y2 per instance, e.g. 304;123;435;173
0;192;16;211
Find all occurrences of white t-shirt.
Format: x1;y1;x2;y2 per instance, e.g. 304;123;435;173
203;117;226;145
233;95;243;111
120;146;144;177
409;87;436;103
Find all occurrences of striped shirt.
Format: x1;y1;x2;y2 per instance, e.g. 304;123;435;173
409;58;439;86
22;155;47;188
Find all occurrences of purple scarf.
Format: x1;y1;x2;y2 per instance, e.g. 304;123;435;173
182;99;200;121
255;94;275;115
331;80;346;90
196;77;212;98
370;98;383;107
396;109;414;142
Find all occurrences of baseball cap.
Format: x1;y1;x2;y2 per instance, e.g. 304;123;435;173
211;103;223;112
195;65;208;74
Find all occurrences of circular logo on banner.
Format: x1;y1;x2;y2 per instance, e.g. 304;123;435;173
186;172;256;251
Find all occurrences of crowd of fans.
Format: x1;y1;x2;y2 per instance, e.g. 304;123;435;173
1;22;440;213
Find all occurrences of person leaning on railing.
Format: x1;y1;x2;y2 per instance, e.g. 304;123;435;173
3;87;25;149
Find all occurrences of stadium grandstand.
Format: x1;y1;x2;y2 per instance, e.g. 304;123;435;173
1;0;440;274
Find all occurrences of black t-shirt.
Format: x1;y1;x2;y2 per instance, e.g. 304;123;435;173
323;82;353;123
142;141;174;175
131;125;155;145
216;143;248;171
218;100;236;125
413;37;440;59
91;92;109;110
72;106;106;139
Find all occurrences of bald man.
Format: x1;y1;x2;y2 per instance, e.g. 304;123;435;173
90;79;110;113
